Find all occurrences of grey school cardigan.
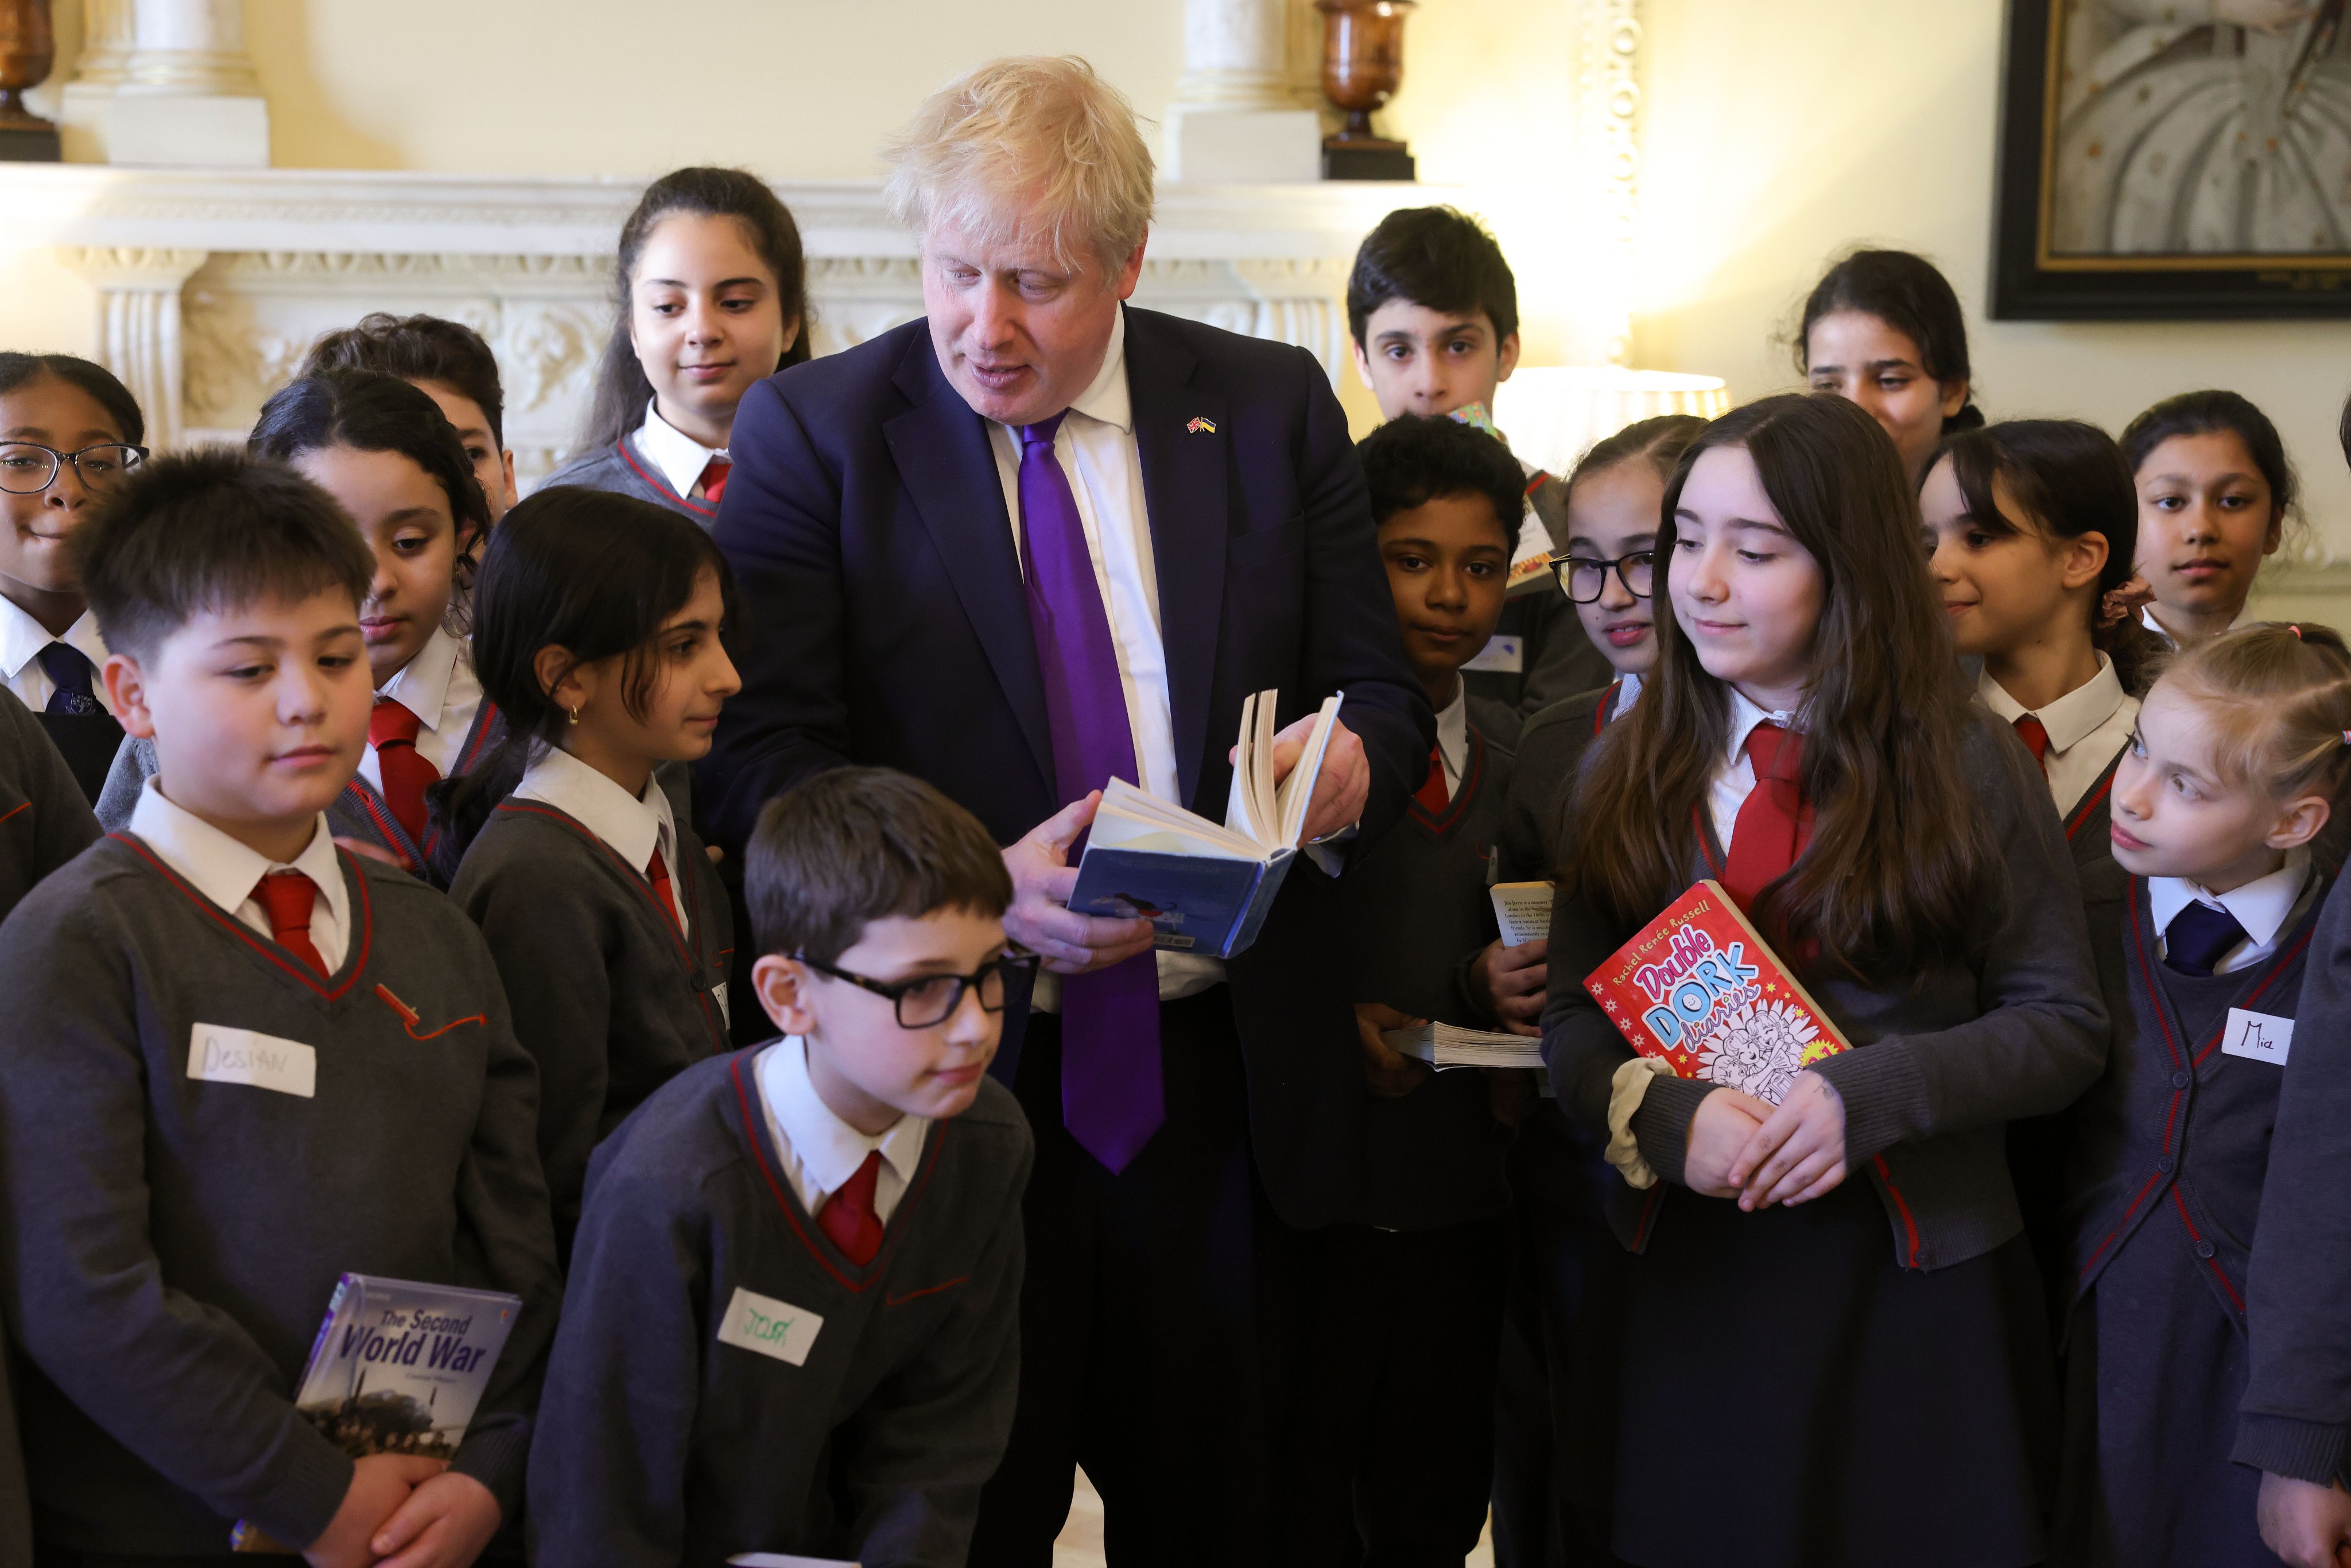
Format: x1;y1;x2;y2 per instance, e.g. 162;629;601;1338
0;835;562;1555
541;432;721;530
1539;707;2108;1271
527;1048;1031;1568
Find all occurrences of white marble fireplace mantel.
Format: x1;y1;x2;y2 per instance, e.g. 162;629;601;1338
0;165;1426;486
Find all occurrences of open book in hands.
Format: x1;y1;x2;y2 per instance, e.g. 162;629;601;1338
1065;691;1344;960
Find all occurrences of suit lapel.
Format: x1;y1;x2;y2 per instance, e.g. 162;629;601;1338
1125;312;1228;809
882;338;1054;788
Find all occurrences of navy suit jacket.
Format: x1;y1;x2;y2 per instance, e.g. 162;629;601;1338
700;306;1431;1227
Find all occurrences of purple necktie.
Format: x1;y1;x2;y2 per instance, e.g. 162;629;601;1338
1017;412;1165;1172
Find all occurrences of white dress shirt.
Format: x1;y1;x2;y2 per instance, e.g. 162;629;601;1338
0;598;116;718
2141;603;2251;650
127;777;351;971
1705;688;1801;853
2148;850;2317;976
754;1035;932;1226
1613;671;1644;717
1976;654;2140;817
635;398;726;501
984;305;1221;1008
514;744;689;937
1431;684;1469;802
360;627;485;794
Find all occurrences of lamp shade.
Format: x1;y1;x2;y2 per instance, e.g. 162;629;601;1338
1492;367;1732;479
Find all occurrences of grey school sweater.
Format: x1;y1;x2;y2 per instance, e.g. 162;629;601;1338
450;797;735;1262
541;434;721;530
527;1048;1031;1568
1541;707;2109;1271
0;685;100;1567
0;834;562;1556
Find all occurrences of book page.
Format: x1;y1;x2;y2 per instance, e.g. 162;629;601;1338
1491;882;1554;946
1089;779;1260;859
1273;694;1345;850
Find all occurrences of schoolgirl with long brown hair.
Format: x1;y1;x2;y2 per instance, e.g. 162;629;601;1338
1539;392;2106;1568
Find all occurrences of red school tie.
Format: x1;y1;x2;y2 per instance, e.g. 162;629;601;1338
1413;745;1450;813
697;457;731;506
2013;714;2051;777
251;871;328;979
1721;723;1815;915
645;846;683;940
818;1148;886;1265
368;697;440;846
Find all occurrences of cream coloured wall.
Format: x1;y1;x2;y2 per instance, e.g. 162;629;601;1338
1633;0;2351;575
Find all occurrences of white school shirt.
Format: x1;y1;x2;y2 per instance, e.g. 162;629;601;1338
0;597;116;718
1975;654;2140;817
1432;685;1469;803
754;1035;932;1226
1613;671;1644;714
984;304;1222;1010
1705;688;1801;855
127;777;351;971
2140;603;2252;650
513;745;689;937
360;627;485;794
2147;850;2316;976
635;398;726;500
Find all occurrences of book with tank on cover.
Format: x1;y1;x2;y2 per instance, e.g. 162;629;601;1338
229;1275;523;1553
1065;690;1343;961
1581;879;1849;1106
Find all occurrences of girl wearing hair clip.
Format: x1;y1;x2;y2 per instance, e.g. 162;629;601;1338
2055;622;2351;1567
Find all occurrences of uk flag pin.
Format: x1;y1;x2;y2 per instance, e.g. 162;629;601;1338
1186;416;1217;434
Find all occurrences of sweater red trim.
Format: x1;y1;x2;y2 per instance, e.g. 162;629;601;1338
108;832;375;1002
614;438;717;519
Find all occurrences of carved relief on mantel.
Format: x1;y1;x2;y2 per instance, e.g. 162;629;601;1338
172;247;1355;489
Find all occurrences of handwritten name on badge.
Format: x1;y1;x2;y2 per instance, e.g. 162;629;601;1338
717;1287;824;1367
187;1024;317;1098
1461;634;1524;675
2222;1008;2294;1067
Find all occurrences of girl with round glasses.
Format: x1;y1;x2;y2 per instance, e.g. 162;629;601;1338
0;354;149;802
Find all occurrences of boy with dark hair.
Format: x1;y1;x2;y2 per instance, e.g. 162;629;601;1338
302;312;518;521
528;766;1035;1568
0;448;558;1566
1346;205;1611;717
1289;413;1531;1564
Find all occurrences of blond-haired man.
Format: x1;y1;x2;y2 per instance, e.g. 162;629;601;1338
704;57;1431;1565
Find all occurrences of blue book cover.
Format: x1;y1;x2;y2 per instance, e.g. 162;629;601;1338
1066;847;1291;959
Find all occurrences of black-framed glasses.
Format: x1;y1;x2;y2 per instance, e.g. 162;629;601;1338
1556;549;1655;604
0;442;149;496
794;948;1040;1028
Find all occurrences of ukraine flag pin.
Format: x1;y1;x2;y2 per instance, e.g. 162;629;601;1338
1186;416;1217;434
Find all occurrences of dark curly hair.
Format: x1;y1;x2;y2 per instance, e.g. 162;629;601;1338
1358;413;1526;549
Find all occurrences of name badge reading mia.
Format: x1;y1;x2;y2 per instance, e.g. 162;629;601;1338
2221;1008;2294;1066
717;1286;824;1367
187;1023;317;1098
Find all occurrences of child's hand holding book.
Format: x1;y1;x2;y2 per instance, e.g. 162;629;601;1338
1682;1090;1771;1198
1728;1071;1849;1210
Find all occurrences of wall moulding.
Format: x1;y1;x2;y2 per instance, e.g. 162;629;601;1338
1;166;1422;486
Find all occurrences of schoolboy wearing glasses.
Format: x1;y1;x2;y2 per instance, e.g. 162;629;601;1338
529;766;1034;1568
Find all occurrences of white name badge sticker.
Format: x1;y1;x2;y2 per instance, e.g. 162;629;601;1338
1461;634;1524;675
187;1024;316;1099
712;981;731;1027
2222;1008;2295;1067
717;1287;824;1367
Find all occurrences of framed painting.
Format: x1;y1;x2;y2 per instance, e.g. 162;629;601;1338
1992;0;2351;319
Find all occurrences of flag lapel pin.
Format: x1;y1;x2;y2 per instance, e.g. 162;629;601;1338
1186;416;1217;434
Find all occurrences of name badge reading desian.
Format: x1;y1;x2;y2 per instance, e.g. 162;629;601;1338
2221;1008;2294;1066
187;1023;317;1098
717;1286;824;1367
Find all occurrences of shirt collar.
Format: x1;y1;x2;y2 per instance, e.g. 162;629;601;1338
1976;653;2127;758
127;775;348;931
377;625;462;732
514;744;676;874
1725;686;1799;767
0;598;107;682
2147;848;2314;954
1434;683;1469;778
1615;671;1644;715
758;1035;930;1197
1062;304;1131;435
635;397;724;501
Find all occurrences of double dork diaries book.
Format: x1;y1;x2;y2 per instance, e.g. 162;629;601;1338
1584;879;1849;1106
